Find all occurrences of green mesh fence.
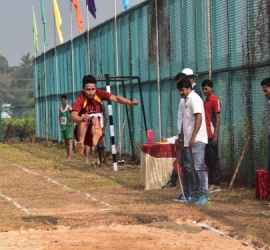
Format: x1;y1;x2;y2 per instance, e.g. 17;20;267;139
35;0;270;184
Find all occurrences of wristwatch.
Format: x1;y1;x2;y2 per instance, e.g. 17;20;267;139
178;138;183;143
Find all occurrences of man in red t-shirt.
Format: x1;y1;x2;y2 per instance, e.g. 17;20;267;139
202;79;221;193
72;75;138;156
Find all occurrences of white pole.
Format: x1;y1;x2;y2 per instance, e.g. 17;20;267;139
207;0;212;80
32;6;39;141
33;33;39;140
86;2;91;73
155;0;161;140
43;45;48;143
114;0;121;160
70;2;75;104
40;25;48;142
54;4;60;143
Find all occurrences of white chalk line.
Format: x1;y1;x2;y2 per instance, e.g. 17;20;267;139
0;191;36;215
196;223;262;250
3;160;111;210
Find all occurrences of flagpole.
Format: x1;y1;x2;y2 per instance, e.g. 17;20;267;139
42;34;48;143
40;1;48;142
70;2;75;104
86;2;91;73
114;0;121;160
33;30;39;141
54;4;60;143
155;0;161;140
207;0;212;80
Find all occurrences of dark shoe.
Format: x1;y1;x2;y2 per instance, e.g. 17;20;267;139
209;185;221;193
162;181;176;189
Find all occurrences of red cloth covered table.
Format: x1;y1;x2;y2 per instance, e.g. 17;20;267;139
141;143;177;190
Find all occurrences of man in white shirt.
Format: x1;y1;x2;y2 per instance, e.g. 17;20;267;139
182;68;202;98
174;76;210;206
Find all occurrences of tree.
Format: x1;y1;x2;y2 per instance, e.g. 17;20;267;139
0;55;9;73
20;53;33;68
0;53;34;110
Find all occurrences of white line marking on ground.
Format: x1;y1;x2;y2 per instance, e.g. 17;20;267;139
0;192;36;215
3;160;111;208
196;223;261;250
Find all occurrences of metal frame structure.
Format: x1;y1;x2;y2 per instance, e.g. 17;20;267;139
95;74;148;165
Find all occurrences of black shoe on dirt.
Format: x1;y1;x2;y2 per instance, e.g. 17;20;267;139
162;181;176;189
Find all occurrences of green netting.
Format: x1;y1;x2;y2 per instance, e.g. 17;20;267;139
35;0;270;184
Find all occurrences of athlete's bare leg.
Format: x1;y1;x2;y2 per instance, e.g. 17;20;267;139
66;138;72;160
85;145;90;163
102;148;107;168
76;121;88;156
91;116;102;146
97;147;103;167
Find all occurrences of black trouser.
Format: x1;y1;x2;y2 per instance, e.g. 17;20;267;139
205;138;221;186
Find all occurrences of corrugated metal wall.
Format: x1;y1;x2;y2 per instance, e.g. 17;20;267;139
35;0;270;183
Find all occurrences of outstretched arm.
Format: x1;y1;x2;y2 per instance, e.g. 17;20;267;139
109;95;138;106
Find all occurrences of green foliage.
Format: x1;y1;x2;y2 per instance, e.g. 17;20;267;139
0;53;34;107
2;118;35;141
0;55;9;73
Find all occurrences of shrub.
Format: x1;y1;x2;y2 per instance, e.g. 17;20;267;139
1;118;35;141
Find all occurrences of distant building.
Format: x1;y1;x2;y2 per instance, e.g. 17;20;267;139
1;104;12;119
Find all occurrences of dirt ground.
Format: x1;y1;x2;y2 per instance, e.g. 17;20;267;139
0;142;269;250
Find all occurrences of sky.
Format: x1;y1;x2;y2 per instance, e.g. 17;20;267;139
0;0;144;67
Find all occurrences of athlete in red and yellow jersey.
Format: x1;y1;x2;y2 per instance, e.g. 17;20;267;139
71;74;138;156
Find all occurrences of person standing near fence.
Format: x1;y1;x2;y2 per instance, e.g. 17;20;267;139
201;80;221;193
59;95;73;161
261;78;270;177
175;76;209;206
85;146;97;165
71;75;138;156
182;68;202;98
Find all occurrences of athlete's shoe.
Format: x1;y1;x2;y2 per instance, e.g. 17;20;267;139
209;185;221;193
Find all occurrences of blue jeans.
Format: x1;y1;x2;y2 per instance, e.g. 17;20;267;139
178;148;192;196
182;141;209;198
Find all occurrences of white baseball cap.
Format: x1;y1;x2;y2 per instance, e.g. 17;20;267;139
182;68;198;77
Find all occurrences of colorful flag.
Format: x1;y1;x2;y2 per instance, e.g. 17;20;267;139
86;0;96;19
53;0;64;44
32;6;39;55
123;0;130;10
40;0;48;47
71;0;84;32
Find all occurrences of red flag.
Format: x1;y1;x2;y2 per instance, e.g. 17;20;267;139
71;0;84;32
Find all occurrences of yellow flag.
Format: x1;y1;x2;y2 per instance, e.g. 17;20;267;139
53;0;64;44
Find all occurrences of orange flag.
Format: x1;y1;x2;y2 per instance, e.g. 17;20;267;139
71;0;84;32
